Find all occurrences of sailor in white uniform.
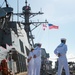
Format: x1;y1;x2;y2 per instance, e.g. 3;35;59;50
33;43;41;75
54;38;70;75
27;48;34;75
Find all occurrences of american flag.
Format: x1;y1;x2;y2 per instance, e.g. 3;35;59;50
48;24;59;29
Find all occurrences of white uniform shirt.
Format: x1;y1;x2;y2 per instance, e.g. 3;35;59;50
54;43;67;57
33;46;41;60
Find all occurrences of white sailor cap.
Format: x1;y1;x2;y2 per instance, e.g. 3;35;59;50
61;38;66;41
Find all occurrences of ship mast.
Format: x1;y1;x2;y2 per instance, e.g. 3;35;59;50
22;0;33;46
13;0;48;47
22;0;48;47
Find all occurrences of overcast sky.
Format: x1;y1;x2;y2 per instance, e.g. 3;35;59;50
0;0;75;65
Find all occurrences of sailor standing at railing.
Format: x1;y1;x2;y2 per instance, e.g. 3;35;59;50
33;43;41;75
54;38;70;75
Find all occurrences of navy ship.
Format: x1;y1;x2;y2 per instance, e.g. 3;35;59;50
0;0;53;75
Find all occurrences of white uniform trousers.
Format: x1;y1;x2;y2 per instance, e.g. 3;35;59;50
58;56;70;75
34;59;41;75
28;63;34;75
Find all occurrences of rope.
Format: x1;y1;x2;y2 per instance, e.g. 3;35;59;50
33;25;43;42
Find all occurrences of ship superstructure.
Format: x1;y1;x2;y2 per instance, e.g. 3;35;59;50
0;0;31;74
0;0;53;75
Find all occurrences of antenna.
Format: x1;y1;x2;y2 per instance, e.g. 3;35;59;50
17;0;19;21
25;0;27;6
5;0;8;7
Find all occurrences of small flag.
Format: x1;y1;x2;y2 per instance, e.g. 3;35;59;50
48;24;59;29
42;24;47;30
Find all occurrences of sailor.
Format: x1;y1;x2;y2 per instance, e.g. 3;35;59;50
54;38;70;75
33;43;41;75
27;48;34;75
